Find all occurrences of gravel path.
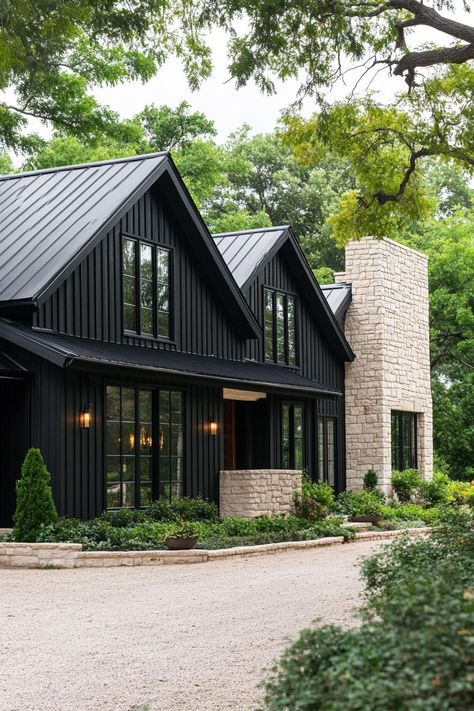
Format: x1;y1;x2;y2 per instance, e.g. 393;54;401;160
0;540;386;711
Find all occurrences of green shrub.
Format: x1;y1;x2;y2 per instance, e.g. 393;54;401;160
165;521;201;539
416;472;449;506
332;490;383;517
380;503;438;524
100;508;147;527
294;479;334;520
363;469;378;491
13;448;58;542
391;468;423;502
146;496;218;522
260;508;474;711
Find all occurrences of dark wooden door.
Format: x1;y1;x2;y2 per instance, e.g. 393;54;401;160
0;380;30;527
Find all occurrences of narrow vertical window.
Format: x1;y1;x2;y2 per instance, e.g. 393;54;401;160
140;243;153;335
276;293;286;363
264;289;274;361
263;287;298;365
287;296;296;365
317;416;336;485
139;391;153;507
158;390;183;499
106;386;136;508
391;411;417;471
281;402;304;469
156;248;170;338
122;239;137;332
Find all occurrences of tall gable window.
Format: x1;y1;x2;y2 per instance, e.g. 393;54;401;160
122;236;171;339
264;288;297;365
391;411;417;471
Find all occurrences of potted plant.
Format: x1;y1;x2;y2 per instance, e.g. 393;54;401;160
164;521;200;550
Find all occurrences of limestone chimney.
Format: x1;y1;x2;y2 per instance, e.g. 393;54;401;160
335;237;433;490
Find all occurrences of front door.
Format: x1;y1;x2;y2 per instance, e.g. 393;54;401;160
0;379;30;527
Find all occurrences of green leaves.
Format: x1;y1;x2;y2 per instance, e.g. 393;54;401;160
13;448;58;542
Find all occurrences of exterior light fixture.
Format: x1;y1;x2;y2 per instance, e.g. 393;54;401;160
79;405;93;429
209;418;218;436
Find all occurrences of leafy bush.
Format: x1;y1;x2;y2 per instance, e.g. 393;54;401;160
416;471;449;506
165;521;201;539
146;496;218;522
380;503;439;524
13;448;58;542
294;479;334;520
363;469;378;491
100;508;147;527
260;508;474;711
391;468;423;502
445;478;473;505
332;490;383;517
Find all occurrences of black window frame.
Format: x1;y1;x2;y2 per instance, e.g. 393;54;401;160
104;383;185;510
316;415;337;486
121;234;173;341
391;410;417;471
281;401;305;470
263;286;298;366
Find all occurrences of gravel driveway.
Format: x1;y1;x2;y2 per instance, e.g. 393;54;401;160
0;540;385;711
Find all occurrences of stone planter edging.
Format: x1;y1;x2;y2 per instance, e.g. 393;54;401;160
0;527;432;569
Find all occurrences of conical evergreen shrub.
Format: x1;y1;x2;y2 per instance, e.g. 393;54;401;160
13;448;58;542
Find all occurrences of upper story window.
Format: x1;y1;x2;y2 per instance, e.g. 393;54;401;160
264;288;297;365
122;237;171;339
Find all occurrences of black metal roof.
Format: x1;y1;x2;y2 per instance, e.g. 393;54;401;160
0;350;29;378
0;320;342;397
0;153;260;338
320;283;352;326
0;153;167;302
213;226;289;289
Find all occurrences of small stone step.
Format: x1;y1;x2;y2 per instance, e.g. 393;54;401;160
341;521;373;531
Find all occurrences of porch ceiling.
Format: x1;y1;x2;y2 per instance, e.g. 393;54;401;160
0;319;342;397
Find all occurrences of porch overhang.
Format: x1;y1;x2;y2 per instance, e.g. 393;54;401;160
0;319;342;398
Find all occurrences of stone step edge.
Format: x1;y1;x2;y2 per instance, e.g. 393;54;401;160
0;527;432;568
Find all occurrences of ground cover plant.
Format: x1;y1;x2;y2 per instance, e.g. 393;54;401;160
260;508;474;710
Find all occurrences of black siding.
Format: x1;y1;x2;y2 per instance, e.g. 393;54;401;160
34;185;245;361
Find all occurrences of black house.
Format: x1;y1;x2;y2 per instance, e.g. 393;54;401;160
0;153;354;525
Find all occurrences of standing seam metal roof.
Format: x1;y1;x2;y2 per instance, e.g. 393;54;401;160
320;283;352;324
0;153;168;302
213;226;288;288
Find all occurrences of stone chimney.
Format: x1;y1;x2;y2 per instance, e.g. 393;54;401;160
335;237;433;490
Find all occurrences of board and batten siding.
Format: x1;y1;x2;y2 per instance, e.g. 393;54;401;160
242;248;346;490
33;184;246;361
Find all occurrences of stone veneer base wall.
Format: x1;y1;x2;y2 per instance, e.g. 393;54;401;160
219;469;302;519
335;237;433;489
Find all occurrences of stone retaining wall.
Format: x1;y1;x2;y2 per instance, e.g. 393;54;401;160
219;469;302;519
0;528;431;569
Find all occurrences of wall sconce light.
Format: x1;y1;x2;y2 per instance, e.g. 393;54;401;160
79;405;93;429
209;418;218;436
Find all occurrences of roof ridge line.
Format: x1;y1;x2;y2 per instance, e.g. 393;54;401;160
0;151;170;182
213;225;290;237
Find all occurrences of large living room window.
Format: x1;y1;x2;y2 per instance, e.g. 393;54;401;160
105;385;183;508
317;416;336;486
264;288;297;365
281;403;304;469
391;411;417;471
122;236;171;338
